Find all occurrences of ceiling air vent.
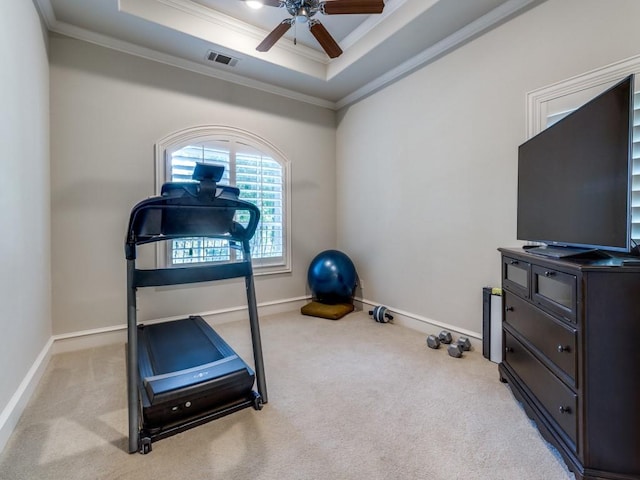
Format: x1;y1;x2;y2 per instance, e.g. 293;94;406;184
206;50;239;67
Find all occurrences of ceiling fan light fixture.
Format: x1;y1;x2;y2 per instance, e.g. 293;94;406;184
245;0;264;9
295;6;309;22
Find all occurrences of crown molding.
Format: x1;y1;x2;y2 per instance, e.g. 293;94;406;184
48;19;337;109
526;53;640;138
335;0;542;109
33;0;56;28
35;0;542;111
34;0;335;108
156;0;328;64
119;0;328;79
338;0;409;51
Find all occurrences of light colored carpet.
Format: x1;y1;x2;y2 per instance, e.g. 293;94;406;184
0;311;573;480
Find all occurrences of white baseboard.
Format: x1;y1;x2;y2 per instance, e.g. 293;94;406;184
357;298;483;350
0;295;482;455
0;297;309;455
51;296;483;354
52;296;311;354
0;337;54;454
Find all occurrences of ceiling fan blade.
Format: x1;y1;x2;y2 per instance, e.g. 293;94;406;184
309;21;343;58
259;0;283;6
240;0;282;6
321;0;385;15
256;20;292;52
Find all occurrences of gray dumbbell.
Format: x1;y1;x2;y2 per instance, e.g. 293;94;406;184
438;330;453;344
427;330;454;349
447;336;472;358
426;334;440;349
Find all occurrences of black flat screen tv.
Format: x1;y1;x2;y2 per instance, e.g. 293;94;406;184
517;75;634;256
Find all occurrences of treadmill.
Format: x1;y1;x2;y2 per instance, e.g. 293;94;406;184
125;163;267;454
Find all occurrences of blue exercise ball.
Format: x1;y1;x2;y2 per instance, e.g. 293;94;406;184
307;250;357;304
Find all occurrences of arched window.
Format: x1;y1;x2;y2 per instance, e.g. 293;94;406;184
155;126;291;274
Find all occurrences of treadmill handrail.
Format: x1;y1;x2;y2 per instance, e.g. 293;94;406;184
125;188;260;260
131;259;253;288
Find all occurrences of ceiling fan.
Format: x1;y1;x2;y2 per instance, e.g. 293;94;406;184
245;0;385;58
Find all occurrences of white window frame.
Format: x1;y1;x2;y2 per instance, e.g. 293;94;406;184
526;54;640;245
154;125;292;275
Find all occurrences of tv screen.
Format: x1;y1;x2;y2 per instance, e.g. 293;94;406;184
517;75;633;254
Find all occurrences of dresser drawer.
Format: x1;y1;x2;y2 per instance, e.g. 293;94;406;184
504;292;577;385
504;332;577;447
532;265;577;322
502;256;530;299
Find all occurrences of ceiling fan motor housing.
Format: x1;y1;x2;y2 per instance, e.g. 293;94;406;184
285;0;320;20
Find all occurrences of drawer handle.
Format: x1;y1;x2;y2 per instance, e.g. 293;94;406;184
506;306;514;312
510;260;519;265
557;345;571;353
505;347;514;353
558;406;572;414
544;271;556;277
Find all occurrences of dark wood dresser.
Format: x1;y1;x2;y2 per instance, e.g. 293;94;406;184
498;247;640;480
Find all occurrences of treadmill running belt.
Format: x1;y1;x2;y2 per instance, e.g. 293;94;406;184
145;318;225;374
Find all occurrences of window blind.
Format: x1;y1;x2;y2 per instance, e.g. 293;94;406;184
167;143;284;265
236;153;284;259
632;91;640;243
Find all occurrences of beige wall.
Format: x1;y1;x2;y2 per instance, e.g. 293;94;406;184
0;0;51;429
49;0;640;339
6;0;639;456
335;0;640;335
50;36;336;335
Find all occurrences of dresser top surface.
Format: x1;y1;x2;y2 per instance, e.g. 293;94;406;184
499;247;640;271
